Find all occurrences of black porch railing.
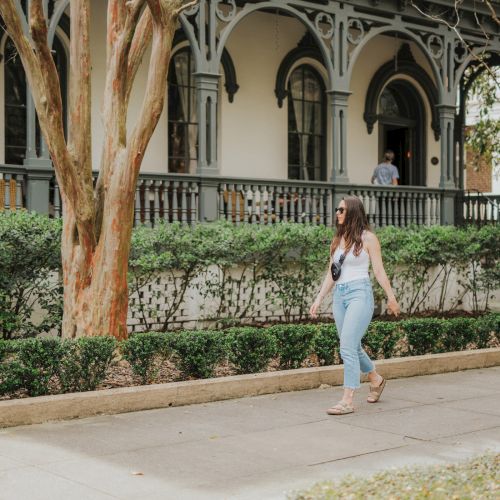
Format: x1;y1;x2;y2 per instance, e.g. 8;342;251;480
0;162;463;228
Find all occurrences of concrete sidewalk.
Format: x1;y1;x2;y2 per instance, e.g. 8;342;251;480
0;367;499;500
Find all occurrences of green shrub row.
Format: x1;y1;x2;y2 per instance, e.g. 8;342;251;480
2;210;499;339
1;314;498;397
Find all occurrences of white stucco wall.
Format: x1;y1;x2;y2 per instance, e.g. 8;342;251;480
220;11;308;179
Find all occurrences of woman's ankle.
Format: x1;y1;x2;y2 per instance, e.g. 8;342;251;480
368;371;383;385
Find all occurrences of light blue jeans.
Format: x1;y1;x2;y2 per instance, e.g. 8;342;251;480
332;278;375;389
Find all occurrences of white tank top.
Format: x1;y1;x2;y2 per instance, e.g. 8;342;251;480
332;233;370;284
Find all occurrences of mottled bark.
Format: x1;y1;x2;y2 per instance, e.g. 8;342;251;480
0;0;197;339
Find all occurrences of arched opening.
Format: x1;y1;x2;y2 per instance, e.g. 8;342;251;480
378;80;426;186
4;34;67;165
287;64;326;181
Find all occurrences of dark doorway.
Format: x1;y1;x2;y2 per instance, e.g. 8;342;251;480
378;81;426;186
384;125;412;186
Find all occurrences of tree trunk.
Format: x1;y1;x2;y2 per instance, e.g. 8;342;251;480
1;0;196;339
62;151;135;339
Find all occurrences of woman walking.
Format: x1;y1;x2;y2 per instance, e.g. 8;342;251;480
309;196;400;415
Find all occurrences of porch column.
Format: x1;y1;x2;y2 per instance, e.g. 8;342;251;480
22;0;53;215
327;90;350;184
194;72;220;222
194;72;220;175
437;105;456;189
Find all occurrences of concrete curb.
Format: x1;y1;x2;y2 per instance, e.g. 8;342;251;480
1;348;499;428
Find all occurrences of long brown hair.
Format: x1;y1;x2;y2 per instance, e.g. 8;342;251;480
330;196;370;257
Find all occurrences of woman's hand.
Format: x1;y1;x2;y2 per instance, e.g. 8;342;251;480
309;298;321;318
387;296;400;317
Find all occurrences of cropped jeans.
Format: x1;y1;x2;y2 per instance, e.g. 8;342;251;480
332;278;375;389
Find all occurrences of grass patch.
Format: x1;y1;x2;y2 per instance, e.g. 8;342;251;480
290;453;499;499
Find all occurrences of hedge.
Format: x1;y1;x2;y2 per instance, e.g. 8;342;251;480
1;314;498;398
2;211;499;338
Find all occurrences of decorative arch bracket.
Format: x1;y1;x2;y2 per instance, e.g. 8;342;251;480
364;43;441;140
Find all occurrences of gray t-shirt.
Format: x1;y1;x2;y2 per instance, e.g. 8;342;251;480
372;163;399;185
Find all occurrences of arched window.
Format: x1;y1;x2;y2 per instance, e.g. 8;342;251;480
4;35;67;165
167;49;198;173
287;65;325;181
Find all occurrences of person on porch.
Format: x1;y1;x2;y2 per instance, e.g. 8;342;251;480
371;149;400;186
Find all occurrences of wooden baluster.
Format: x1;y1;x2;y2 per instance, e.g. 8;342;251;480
274;185;281;223
319;188;325;225
4;174;11;210
306;187;312;224
152;180;160;227
434;194;440;225
326;188;333;226
289;187;295;223
399;192;406;227
134;181;142;225
435;193;440;225
190;182;198;225
424;194;430;226
172;181;179;222
410;193;417;225
367;191;374;226
143;180;152;227
404;193;410;226
259;185;265;225
296;187;303;223
281;186;291;222
386;191;393;226
416;193;423;225
181;181;188;225
14;176;21;210
379;191;386;227
393;191;400;227
53;182;61;218
235;183;241;225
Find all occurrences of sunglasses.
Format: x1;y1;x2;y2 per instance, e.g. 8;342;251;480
335;207;345;214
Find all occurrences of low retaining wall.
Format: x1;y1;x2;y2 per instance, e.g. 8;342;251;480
1;348;499;428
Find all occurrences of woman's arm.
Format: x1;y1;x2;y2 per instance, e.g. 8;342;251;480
309;263;334;318
364;231;400;316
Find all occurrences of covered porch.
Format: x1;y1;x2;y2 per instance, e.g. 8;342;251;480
2;163;498;227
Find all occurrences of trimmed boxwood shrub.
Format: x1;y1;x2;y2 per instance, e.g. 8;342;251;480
442;317;477;352
0;314;498;398
121;332;170;384
476;313;500;346
269;324;316;369
401;318;445;356
59;337;117;392
226;327;277;374
169;330;228;379
363;321;403;360
13;338;65;397
312;324;339;366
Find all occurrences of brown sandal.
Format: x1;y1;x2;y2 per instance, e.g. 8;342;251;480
326;401;355;415
367;377;386;403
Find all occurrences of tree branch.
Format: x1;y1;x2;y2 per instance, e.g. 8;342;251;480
483;0;500;26
125;6;153;106
68;0;93;193
410;1;499;84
